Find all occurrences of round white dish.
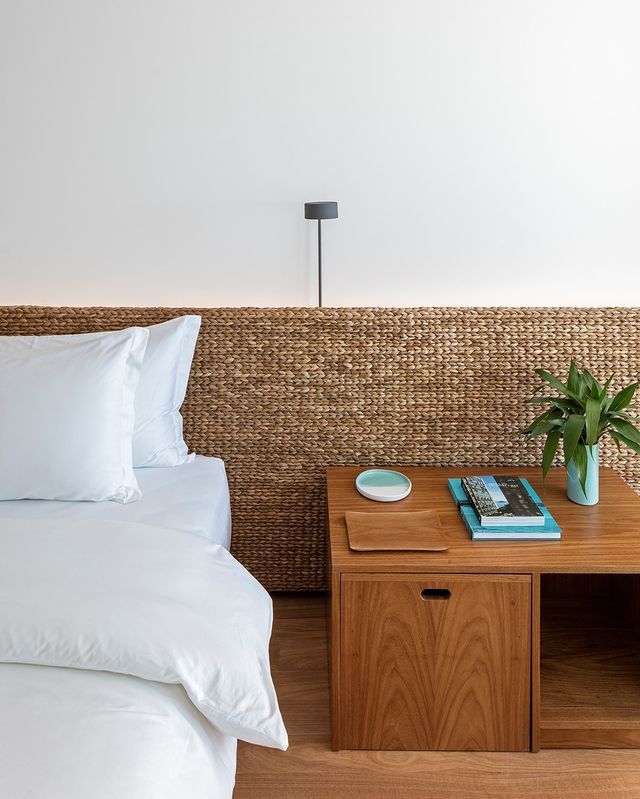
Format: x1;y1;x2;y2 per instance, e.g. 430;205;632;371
355;469;412;502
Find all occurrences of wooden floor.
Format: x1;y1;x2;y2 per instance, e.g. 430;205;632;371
234;594;640;799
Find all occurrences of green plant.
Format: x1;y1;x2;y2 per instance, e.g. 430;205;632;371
519;361;640;491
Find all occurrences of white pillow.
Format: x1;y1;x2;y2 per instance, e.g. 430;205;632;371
131;315;201;467
0;327;148;503
5;316;202;468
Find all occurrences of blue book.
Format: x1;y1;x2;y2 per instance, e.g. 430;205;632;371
448;478;561;540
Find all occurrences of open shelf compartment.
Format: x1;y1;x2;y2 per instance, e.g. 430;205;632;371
540;574;640;748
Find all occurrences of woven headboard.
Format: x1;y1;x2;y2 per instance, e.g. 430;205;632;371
2;306;640;590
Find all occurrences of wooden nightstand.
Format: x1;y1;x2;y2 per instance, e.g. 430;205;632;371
326;466;640;752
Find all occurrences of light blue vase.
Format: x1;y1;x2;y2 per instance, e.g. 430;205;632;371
566;443;599;505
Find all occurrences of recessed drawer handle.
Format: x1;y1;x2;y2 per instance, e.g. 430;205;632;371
420;588;451;600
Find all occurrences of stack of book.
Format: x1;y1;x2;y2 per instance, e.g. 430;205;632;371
448;475;561;541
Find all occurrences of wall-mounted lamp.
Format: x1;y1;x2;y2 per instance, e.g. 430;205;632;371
304;201;338;307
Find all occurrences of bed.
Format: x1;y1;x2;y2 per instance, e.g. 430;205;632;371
0;455;285;799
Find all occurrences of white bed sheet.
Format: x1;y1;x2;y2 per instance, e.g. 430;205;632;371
0;454;231;547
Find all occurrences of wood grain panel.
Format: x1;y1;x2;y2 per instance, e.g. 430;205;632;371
541;728;640;749
531;573;541;752
340;574;531;751
328;569;341;751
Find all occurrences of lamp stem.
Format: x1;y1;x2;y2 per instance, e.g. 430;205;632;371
317;219;323;307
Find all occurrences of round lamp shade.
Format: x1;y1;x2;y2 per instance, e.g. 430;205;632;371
304;201;338;220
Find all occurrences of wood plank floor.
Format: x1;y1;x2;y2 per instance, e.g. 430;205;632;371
234;594;640;799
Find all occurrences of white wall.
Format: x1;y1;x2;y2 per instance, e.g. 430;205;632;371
0;1;638;307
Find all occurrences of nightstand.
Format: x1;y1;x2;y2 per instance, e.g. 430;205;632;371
326;466;640;752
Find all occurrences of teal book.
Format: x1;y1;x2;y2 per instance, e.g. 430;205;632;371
448;477;561;541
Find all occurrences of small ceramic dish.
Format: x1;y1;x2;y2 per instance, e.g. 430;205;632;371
355;469;412;502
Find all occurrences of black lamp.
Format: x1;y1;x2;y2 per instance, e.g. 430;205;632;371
304;201;338;307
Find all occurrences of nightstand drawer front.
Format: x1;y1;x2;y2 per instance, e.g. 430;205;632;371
340;573;531;750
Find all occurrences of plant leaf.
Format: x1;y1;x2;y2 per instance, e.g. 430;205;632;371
525;398;577;417
520;409;551;435
583;369;601;399
601;374;614;401
567;361;581;395
610;430;640;455
609;382;640;413
542;429;562;480
572;443;588;496
585;397;601;447
529;419;561;438
610;417;640;445
610;431;623;452
614;412;640;423
563;414;585;466
520;407;565;437
535;369;578;401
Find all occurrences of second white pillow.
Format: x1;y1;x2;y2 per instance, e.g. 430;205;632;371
131;315;201;467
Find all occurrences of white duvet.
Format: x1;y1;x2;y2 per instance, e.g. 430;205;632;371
0;664;238;799
0;518;287;798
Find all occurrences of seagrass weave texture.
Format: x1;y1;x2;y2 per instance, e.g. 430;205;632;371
2;306;639;590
